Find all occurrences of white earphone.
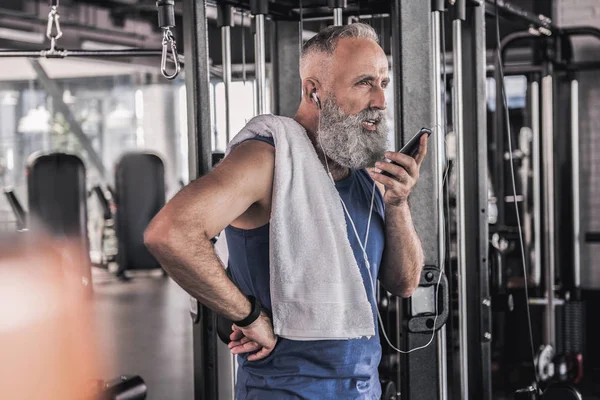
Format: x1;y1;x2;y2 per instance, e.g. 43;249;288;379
312;92;321;109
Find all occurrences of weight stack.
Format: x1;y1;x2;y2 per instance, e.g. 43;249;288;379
114;152;165;273
555;298;585;383
27;152;92;294
562;300;584;355
556;300;584;356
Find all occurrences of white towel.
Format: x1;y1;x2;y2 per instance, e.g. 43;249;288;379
217;114;375;341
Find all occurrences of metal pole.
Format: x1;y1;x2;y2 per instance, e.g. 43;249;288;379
333;8;343;26
453;17;469;400
541;75;556;347
0;49;168;58
218;3;233;144
328;0;347;26
222;28;232;143
432;10;448;400
272;21;301;118
303;13;388;22
28;59;107;179
531;81;542;286
571;79;581;288
392;0;439;397
182;0;217;398
254;14;267;115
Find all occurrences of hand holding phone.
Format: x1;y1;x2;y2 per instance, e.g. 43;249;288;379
381;127;432;178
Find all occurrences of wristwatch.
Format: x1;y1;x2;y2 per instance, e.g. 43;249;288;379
233;295;262;327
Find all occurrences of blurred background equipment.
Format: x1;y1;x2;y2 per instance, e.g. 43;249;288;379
114;152;165;278
0;233;147;400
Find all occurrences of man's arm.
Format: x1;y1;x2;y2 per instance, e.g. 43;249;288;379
144;140;274;321
369;135;428;298
379;202;424;298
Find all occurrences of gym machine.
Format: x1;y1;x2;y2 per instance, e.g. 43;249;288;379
0;0;182;81
485;3;600;397
114;152;166;277
25;152;93;295
89;185;118;270
183;1;448;399
175;0;600;398
3;188;27;232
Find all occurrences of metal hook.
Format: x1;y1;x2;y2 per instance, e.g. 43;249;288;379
46;7;62;41
46;6;62;53
161;29;180;80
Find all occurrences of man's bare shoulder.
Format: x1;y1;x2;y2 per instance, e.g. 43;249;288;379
206;139;275;190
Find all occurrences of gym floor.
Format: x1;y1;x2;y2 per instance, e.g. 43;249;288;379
92;268;193;399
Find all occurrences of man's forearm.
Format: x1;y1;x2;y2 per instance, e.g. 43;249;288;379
146;231;251;321
380;202;424;297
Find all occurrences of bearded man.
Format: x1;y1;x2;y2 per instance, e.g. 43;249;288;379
144;23;428;400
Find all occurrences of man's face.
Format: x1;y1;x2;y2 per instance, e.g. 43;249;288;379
317;38;390;170
317;95;388;170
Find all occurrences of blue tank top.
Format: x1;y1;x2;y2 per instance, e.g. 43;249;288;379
225;137;386;400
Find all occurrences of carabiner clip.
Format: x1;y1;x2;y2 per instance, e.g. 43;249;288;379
46;7;62;41
161;29;180;80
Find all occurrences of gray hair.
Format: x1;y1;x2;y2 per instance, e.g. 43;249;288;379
300;23;379;77
302;23;379;57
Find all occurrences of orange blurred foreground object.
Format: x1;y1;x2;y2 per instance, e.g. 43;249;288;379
0;234;101;400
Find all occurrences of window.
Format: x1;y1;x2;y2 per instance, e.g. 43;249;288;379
213;80;256;152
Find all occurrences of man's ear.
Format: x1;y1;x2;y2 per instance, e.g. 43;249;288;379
302;78;321;104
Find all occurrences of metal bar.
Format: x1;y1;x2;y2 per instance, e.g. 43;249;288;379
390;0;440;399
585;232;600;242
216;341;234;400
493;62;506;227
0;50;47;57
499;30;540;65
443;63;544;77
529;297;566;306
541;75;556;348
206;3;250;27
491;36;537;232
502;64;544;75
461;4;492;397
453;17;469;400
392;1;440;398
432;10;448;400
302;13;389;22
271;21;301;118
488;31;539;235
3;189;27;231
222;25;232;143
28;59;106;179
254;14;267;115
390;0;403;149
561;26;600;42
559;61;600;72
484;0;555;32
0;48;173;58
333;8;343;26
67;49;165;57
218;3;233;144
182;0;217;399
571;79;581;288
0;8;148;41
531;81;542;286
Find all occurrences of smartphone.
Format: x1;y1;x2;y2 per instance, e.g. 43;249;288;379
381;127;432;177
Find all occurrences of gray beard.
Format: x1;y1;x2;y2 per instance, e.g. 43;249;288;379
317;97;389;170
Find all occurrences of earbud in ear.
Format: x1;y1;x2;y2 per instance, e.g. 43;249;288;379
311;92;321;109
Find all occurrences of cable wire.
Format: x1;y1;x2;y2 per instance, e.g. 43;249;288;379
494;0;541;392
